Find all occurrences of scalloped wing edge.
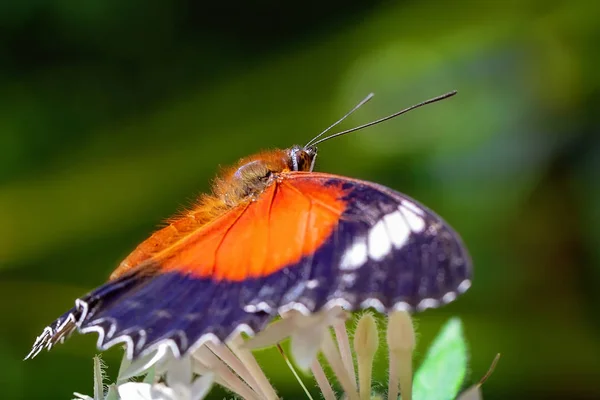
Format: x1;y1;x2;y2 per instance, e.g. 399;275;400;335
25;278;470;361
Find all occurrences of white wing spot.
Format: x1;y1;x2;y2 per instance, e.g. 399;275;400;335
393;301;411;312
136;330;147;350
401;200;425;216
383;210;411;249
442;291;457;304
399;205;425;233
417;298;439;311
360;298;385;312
244;301;273;313
368;219;392;261
341;273;357;286
340;237;368;270
306;279;319;289
457;279;472;293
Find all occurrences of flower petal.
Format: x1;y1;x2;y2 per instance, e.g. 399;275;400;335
105;385;120;400
165;356;193;388
143;366;157;384
117;351;133;385
457;385;482;400
289;308;345;370
120;344;172;381
149;384;178;400
193;346;261;400
118;382;180;400
117;382;154;400
290;323;327;370
190;373;215;400
244;317;297;350
72;393;94;400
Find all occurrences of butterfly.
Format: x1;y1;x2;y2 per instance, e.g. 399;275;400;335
26;90;471;361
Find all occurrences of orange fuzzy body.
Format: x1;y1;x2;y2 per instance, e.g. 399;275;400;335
154;176;347;280
109;148;315;280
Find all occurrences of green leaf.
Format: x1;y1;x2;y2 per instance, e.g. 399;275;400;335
413;318;468;400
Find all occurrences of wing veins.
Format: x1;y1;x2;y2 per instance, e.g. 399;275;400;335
280;180;343;218
213;202;251;276
262;183;278;278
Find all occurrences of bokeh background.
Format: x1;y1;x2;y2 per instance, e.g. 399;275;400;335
1;0;600;398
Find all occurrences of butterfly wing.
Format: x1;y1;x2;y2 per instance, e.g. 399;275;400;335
26;171;471;360
271;172;472;314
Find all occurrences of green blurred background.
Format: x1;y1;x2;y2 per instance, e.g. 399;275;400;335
1;0;600;398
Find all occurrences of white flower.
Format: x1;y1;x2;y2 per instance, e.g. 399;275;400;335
117;371;213;400
244;306;347;370
117;354;214;400
74;309;494;400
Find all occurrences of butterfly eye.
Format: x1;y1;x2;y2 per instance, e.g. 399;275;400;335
260;170;273;181
289;148;315;172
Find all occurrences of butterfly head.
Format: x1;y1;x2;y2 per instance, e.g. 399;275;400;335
288;145;318;173
214;146;317;206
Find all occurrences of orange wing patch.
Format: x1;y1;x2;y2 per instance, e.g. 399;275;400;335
150;175;347;281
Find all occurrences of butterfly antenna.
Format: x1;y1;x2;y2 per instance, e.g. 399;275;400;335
276;343;315;400
305;93;375;148
309;90;457;147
